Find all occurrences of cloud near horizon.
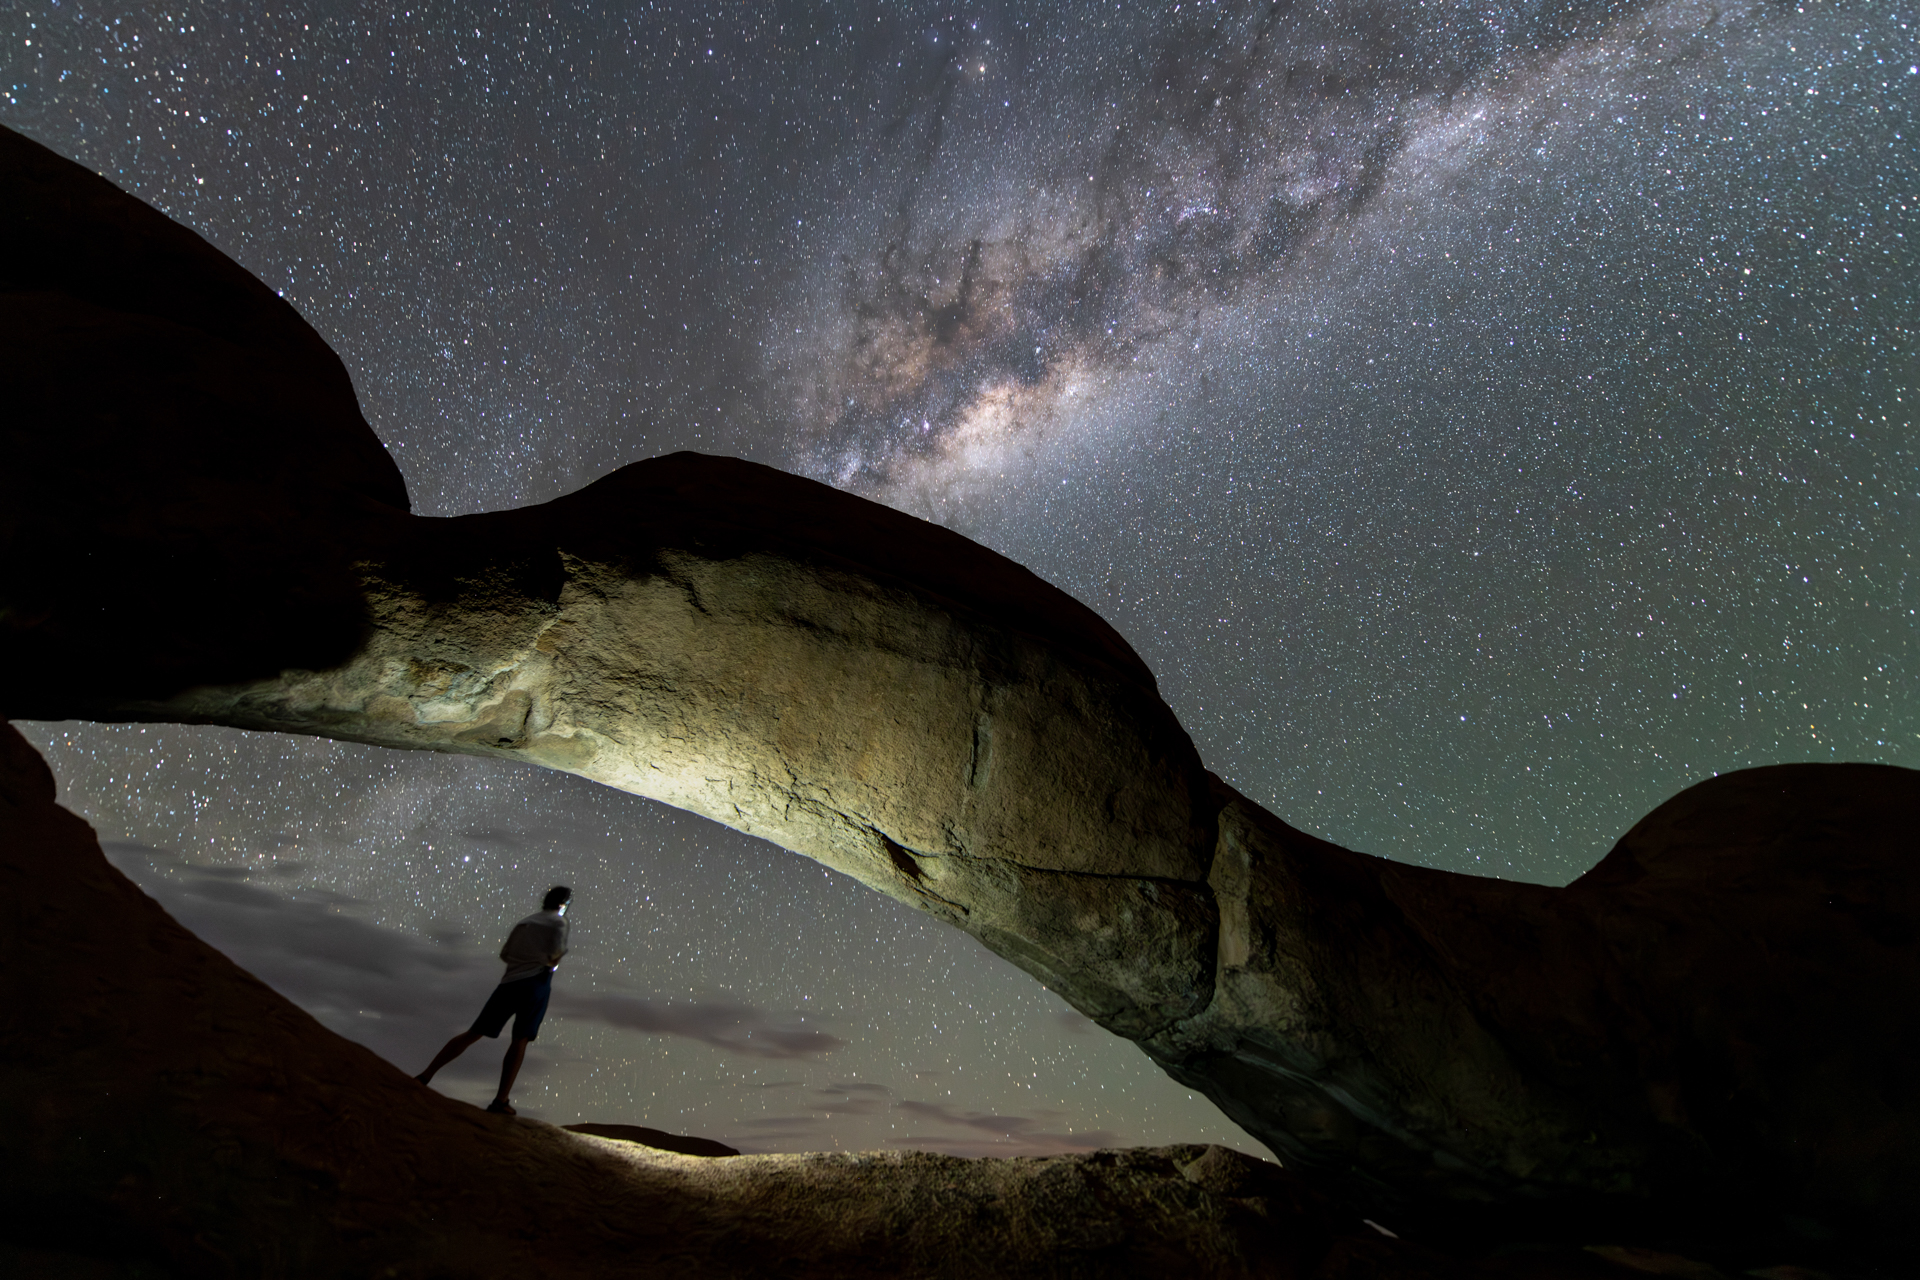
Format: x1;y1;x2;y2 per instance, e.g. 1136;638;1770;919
555;991;843;1060
102;843;845;1072
713;1079;1119;1159
101;842;1159;1158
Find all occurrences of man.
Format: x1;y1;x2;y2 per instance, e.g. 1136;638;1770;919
416;885;571;1115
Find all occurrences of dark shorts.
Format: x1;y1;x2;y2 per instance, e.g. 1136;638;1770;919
469;971;553;1041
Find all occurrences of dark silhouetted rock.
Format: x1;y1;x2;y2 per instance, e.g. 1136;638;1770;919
0;123;409;703
1150;767;1920;1242
3;120;1917;1259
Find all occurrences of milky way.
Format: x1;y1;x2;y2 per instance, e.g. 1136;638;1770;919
3;0;1913;1156
769;0;1904;513
772;0;1634;496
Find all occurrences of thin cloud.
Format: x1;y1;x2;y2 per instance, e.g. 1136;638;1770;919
555;992;843;1061
806;1081;892;1116
897;1098;1060;1135
103;843;845;1071
893;1099;1117;1156
725;1090;1119;1158
104;846;1116;1158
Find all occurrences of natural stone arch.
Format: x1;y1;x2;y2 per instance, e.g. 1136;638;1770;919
75;452;1227;1043
4;122;1916;1243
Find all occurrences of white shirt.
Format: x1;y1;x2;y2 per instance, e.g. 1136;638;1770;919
498;908;570;984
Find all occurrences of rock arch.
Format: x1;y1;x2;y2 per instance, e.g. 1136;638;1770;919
4;123;1915;1241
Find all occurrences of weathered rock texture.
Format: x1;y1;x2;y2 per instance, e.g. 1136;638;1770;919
4;119;1917;1253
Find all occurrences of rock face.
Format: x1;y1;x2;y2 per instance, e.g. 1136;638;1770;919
4;120;1918;1251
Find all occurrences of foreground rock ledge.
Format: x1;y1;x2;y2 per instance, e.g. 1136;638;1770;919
4;122;1918;1247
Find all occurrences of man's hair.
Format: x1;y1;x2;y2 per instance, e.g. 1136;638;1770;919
543;885;572;911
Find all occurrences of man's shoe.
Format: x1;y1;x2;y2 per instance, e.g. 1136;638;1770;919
486;1099;516;1115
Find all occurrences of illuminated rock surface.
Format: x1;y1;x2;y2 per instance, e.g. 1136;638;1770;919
3;121;1917;1266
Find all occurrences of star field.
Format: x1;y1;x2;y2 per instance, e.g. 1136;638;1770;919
3;0;1914;1153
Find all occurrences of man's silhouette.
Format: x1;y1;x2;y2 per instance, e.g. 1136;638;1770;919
417;885;571;1115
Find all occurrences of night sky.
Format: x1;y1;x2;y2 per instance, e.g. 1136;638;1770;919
4;0;1913;1155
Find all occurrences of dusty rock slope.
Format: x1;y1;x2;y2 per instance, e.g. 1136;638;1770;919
4;118;1918;1250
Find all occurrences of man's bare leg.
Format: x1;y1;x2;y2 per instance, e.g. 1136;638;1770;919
416;1030;483;1084
489;1037;531;1114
